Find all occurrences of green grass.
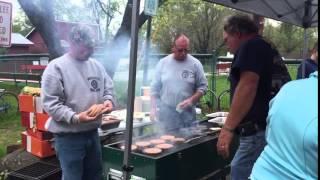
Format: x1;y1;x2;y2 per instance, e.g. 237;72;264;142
215;75;231;111
287;64;298;80
199;75;230;114
0;82;38;158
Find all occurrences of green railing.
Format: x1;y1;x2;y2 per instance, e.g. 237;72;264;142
0;53;302;112
209;57;301;112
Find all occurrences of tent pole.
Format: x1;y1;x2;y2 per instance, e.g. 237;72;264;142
301;28;309;79
302;28;309;59
122;0;140;179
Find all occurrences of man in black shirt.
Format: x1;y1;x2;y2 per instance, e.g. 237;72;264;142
216;15;274;180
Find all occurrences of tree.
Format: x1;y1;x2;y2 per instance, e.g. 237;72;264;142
277;23;304;56
263;22;318;58
12;9;33;36
96;0;168;77
190;3;233;53
18;0;64;59
54;0;121;41
151;0;233;54
18;0;165;77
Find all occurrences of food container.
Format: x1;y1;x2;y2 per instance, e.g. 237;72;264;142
20;112;50;131
19;94;35;112
21;131;55;158
206;111;229;118
208;117;227;126
100;114;121;130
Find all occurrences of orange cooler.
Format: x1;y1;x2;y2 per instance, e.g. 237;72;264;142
21;131;55;158
18;94;35;112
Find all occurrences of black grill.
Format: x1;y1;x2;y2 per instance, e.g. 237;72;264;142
40;157;60;167
7;162;61;180
107;121;220;159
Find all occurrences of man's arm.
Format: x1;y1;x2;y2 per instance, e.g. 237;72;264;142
41;73;79;124
224;71;259;130
217;71;259;159
178;90;204;109
196;61;208;95
103;72;115;112
190;91;204;104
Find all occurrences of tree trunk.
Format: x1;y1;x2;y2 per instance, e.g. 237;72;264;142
18;0;64;59
18;0;166;77
100;0;165;78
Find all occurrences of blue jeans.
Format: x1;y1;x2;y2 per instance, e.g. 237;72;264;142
158;102;196;131
231;130;266;180
54;130;102;180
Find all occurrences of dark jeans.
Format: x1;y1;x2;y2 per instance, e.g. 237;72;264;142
54;130;102;180
231;130;266;180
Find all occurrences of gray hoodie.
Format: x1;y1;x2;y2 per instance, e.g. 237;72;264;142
41;53;114;133
150;54;208;107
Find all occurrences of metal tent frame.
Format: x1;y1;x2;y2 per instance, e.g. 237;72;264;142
204;0;318;28
122;0;318;179
204;0;318;58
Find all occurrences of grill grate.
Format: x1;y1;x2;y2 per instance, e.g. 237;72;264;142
40;156;60;167
8;162;61;180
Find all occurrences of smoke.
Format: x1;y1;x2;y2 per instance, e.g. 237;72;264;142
92;33;162;110
93;32;204;139
94;35;129;72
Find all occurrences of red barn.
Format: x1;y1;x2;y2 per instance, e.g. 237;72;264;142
5;33;34;54
6;20;100;54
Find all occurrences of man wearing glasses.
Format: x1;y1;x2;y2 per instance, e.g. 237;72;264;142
150;34;208;131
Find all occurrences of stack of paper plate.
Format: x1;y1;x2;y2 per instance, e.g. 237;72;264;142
206;111;229;118
208;117;227;126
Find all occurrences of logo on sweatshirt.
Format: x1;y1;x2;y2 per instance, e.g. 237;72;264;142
181;70;195;79
88;77;101;92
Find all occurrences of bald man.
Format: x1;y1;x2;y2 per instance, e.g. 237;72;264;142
150;34;208;131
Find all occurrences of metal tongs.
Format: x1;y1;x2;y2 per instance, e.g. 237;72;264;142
185;130;216;143
185;135;204;143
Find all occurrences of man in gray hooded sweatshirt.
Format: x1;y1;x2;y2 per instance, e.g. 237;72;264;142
41;25;114;180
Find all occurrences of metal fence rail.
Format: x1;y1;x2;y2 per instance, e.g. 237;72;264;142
212;58;301;112
0;54;302;111
0;54;50;86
